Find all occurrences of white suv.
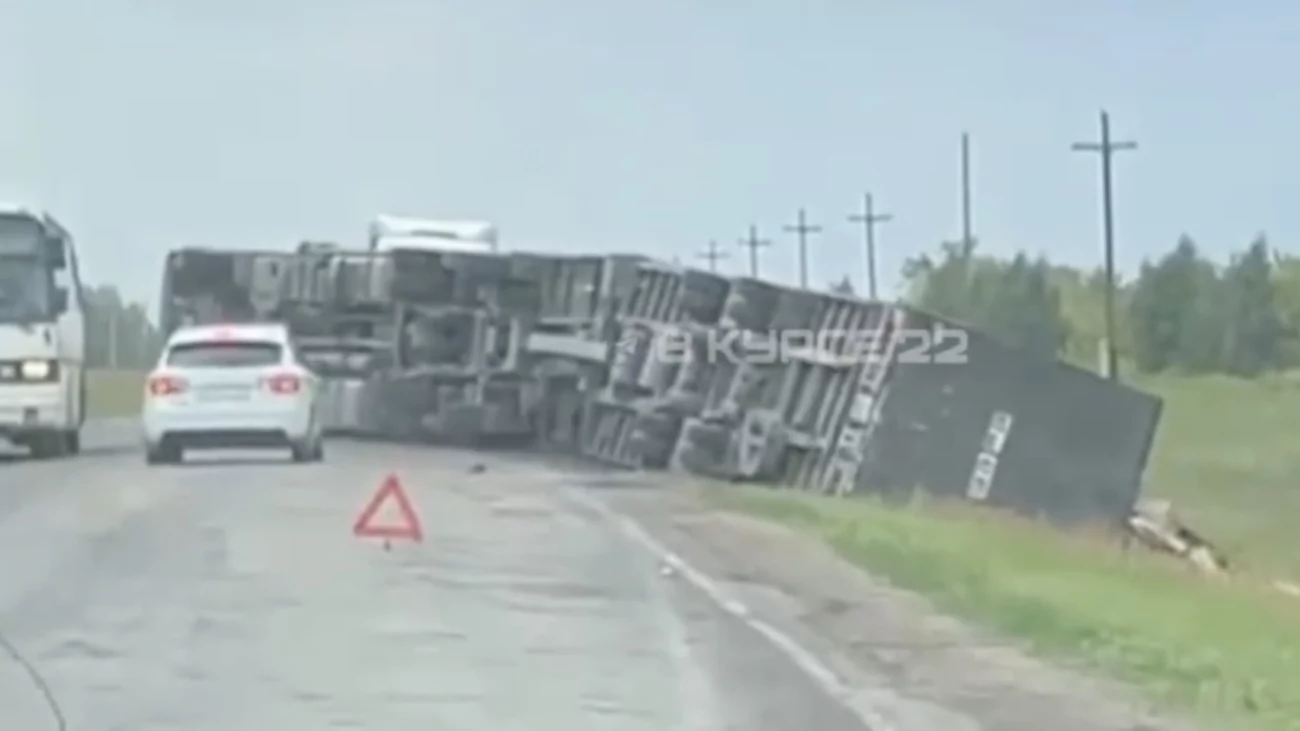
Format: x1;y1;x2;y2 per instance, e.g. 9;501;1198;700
141;322;325;465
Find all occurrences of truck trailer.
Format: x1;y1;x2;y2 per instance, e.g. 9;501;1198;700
155;213;1163;530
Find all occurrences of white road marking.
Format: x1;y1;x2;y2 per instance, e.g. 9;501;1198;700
646;551;720;731
563;487;906;731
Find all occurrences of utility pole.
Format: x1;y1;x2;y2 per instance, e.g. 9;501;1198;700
696;239;729;272
847;193;892;300
783;208;822;289
960;131;973;250
738;224;771;278
1072;110;1136;382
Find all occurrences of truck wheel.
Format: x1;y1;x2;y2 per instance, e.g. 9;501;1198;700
63;430;80;455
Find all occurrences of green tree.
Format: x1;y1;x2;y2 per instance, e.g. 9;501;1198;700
904;239;980;317
1051;265;1135;372
830;276;855;295
904;241;1069;359
1129;236;1220;373
1219;236;1281;376
999;254;1070;357
1269;251;1300;366
84;284;162;369
1174;261;1228;373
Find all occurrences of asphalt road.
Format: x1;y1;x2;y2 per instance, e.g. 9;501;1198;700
0;426;870;731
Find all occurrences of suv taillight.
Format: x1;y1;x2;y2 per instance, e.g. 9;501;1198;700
147;374;188;397
263;372;301;395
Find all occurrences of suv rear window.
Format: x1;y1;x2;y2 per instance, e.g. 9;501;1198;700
166;341;283;368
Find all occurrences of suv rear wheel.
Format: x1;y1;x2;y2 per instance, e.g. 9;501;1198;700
291;436;325;463
145;443;181;465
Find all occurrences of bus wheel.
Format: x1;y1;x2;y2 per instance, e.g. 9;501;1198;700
29;432;67;460
63;430;80;455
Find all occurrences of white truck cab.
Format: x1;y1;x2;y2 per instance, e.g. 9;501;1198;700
368;214;498;253
0;203;86;457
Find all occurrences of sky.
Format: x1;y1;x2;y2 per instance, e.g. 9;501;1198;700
1;1;1297;311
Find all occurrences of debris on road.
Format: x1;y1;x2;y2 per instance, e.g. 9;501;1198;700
1127;499;1230;575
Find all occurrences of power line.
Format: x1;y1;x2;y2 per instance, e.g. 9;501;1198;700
783;208;822;289
847;193;892;300
737;224;771;278
696;239;729;272
1072;110;1137;383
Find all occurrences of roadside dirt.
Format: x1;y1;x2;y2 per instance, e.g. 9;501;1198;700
596;479;1205;731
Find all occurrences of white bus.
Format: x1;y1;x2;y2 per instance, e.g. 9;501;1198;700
0;203;86;457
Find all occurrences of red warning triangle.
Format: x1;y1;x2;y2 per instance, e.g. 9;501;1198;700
352;473;423;542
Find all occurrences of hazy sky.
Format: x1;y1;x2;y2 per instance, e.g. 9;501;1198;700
2;1;1296;309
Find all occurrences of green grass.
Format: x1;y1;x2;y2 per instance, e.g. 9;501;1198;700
710;373;1300;731
86;370;145;418
715;488;1300;730
1135;373;1300;580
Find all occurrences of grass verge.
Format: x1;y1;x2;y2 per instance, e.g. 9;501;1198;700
711;487;1300;731
1137;374;1300;581
86;370;145;418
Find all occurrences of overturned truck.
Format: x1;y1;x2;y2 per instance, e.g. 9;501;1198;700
158;215;1163;528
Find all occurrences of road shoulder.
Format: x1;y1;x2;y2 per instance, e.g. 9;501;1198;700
596;479;1201;731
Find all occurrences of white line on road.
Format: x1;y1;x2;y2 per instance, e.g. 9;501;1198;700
563;487;905;731
647;544;722;731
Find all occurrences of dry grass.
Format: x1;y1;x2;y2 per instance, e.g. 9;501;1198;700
85;370;145;418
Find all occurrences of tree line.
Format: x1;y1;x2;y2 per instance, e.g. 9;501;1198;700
84;285;163;370
902;235;1297;378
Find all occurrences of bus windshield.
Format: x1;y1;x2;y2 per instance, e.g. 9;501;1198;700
0;216;56;322
0;215;42;257
0;256;52;323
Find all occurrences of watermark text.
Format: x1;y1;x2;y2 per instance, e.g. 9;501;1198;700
618;325;969;365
